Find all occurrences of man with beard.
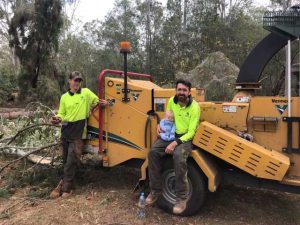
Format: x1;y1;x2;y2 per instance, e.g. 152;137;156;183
145;79;200;215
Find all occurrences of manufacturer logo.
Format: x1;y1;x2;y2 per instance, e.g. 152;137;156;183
131;93;140;101
275;104;288;114
272;99;288;103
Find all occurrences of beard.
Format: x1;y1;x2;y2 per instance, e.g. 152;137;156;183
177;94;188;103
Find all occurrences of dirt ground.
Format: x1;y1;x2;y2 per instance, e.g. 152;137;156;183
1;159;300;225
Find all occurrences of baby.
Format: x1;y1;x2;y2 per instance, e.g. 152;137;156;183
159;111;176;141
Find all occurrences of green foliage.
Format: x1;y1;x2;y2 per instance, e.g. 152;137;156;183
0;188;10;198
56;35;103;93
0;102;59;147
0;0;280;102
258;39;300;97
0;41;18;106
8;0;63;105
0;73;18;106
31;76;61;106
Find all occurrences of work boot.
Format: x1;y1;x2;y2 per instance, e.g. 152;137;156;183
50;180;63;199
173;199;188;215
145;191;160;206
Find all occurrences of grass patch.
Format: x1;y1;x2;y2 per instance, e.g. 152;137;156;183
0;210;11;219
0;188;10;198
3;165;63;199
27;188;50;199
21;167;62;187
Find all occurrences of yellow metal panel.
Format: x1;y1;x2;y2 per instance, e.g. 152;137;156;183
106;142;148;167
154;88;203;99
191;150;220;192
105;94;149;153
248;97;288;151
199;102;249;131
154;89;175;98
193;121;290;181
247;97;300;178
130;79;162;89
247;97;300;150
105;77;153;114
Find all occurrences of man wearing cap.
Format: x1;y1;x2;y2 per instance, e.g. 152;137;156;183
50;71;107;198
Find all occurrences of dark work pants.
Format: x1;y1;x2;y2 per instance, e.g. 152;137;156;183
148;138;192;201
61;138;83;193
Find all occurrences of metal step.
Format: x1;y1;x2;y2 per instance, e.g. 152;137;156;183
193;121;290;181
282;176;300;187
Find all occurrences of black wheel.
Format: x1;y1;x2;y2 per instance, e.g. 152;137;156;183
157;157;207;216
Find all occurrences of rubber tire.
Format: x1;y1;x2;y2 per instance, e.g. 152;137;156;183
156;157;207;216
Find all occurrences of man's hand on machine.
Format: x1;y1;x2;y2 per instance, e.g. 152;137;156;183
99;99;108;106
91;99;109;113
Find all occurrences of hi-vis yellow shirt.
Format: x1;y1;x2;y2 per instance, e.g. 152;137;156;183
166;96;200;142
57;88;99;122
57;88;99;139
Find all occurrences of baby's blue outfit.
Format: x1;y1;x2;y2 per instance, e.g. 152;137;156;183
159;119;176;141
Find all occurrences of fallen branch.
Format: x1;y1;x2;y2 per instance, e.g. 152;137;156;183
5;123;60;145
0;136;14;143
0;102;55;119
1;147;61;166
0;142;60;173
0;199;27;219
26;148;52;171
1;145;95;166
0;111;31;119
25;102;56;115
1;146;38;150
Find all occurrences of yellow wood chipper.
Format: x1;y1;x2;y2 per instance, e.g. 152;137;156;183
85;8;300;216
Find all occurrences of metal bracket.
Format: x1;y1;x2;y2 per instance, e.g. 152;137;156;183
122;98;130;102
282;148;300;154
121;89;131;102
282;117;300;154
122;88;131;93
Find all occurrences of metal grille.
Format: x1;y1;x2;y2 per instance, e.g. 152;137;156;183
194;122;290;181
263;10;300;27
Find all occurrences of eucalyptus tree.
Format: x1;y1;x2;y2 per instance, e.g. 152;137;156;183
61;0;143;92
154;0;184;81
8;0;63;103
270;0;291;10
136;0;164;76
0;0;20;76
91;0;142;71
